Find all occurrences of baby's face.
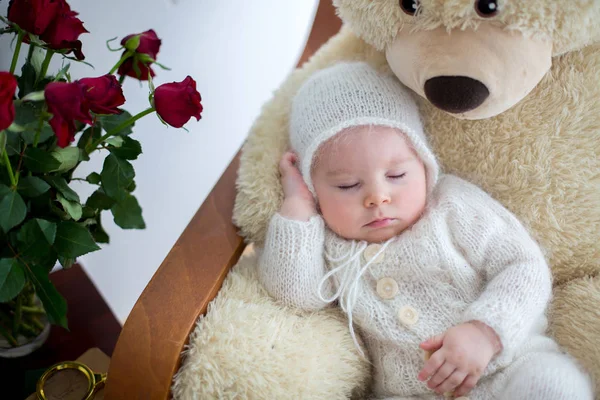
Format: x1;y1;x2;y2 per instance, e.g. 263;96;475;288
312;126;427;243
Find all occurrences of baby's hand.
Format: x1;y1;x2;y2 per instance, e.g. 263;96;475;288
418;321;502;397
279;151;316;221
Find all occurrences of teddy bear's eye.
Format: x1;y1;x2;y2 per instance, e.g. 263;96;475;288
475;0;499;18
400;0;419;16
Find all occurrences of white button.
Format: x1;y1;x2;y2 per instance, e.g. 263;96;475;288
363;243;385;263
376;277;398;299
398;305;419;326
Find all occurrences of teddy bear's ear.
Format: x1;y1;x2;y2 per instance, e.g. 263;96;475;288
499;2;600;56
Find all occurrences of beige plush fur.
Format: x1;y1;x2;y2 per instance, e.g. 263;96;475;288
177;1;600;398
550;275;600;395
335;0;600;55
172;249;371;399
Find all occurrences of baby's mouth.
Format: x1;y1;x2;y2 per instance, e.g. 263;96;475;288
365;218;397;228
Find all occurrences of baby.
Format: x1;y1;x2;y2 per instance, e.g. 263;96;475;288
258;62;592;399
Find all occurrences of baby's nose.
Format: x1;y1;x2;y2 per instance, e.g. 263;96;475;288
364;192;391;207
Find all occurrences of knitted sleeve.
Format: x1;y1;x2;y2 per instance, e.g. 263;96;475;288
258;213;333;311
444;177;552;357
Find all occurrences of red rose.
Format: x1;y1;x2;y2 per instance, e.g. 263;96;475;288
0;72;18;131
154;76;202;128
40;0;88;60
7;0;61;35
45;81;92;147
78;74;125;115
118;29;162;81
121;29;161;59
117;58;155;81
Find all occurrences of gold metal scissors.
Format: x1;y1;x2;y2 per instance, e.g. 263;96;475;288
36;361;106;400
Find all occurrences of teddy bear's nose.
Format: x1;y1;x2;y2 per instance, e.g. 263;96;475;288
424;76;489;114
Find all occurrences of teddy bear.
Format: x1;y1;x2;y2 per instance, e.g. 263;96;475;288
173;1;600;398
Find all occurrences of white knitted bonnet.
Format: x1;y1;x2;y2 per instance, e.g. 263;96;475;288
290;62;439;196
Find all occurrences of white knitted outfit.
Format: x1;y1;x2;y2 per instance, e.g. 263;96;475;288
259;63;592;399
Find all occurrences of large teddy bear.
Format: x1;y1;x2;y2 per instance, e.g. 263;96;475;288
173;1;600;399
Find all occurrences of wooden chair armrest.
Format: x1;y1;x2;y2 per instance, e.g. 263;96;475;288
105;2;341;398
105;153;246;399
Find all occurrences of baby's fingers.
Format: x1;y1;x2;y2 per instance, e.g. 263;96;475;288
433;369;467;396
418;351;445;382
427;361;455;391
454;374;479;397
279;152;298;175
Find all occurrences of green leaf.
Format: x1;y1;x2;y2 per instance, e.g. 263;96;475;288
111;194;145;229
50;201;70;220
57;256;75;269
30;46;46;78
50;147;80;173
0;169;10;188
21;90;45;102
86;172;101;184
18;218;56;245
126;180;136;193
18;62;37;98
21;259;68;328
101;153;134;201
7;123;26;133
0;184;11;198
98;111;133;136
54;62;71;82
105;136;123;147
89;215;109;244
0;190;26;233
57;193;82;221
86;189;115;210
21;123;54;145
14;102;41;126
53;221;100;258
27;190;52;217
77;125;101;150
23;147;61;173
44;176;80;202
0;130;6;155
82;206;96;219
5;130;21;156
18;176;51;197
109;136;142;160
17;219;57;267
0;258;26;302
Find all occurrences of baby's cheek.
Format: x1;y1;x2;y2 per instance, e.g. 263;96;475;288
322;202;356;233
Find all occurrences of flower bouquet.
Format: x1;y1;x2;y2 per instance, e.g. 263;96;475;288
0;0;202;354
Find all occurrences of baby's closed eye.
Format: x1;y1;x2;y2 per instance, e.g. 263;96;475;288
388;173;407;180
337;182;359;190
